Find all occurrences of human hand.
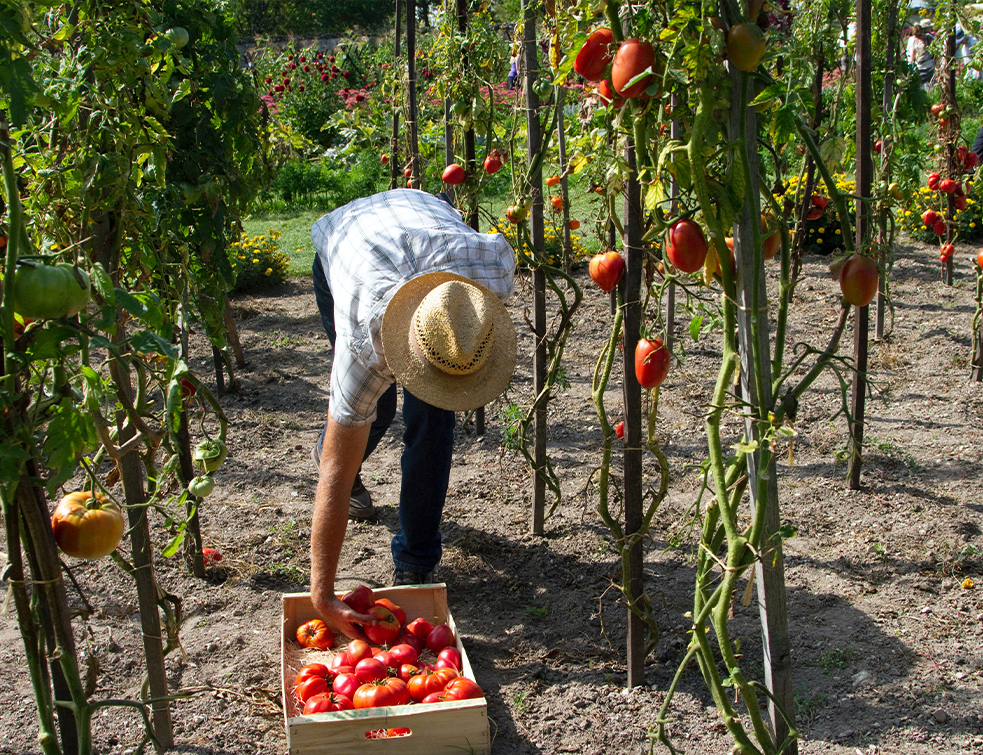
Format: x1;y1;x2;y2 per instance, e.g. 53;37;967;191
312;592;377;643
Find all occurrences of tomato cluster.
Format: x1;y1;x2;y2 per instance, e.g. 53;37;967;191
292;586;484;715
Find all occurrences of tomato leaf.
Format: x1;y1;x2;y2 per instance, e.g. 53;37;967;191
130;330;179;361
43;398;98;495
25;323;79;362
689;316;703;341
819;136;846;173
89;262;116;309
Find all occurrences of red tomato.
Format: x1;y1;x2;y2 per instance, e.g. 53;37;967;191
396;629;424;653
364;605;401;645
354;657;389;684
838;255;878;307
928;173;941;191
966;151;980;169
545;174;561;187
597;79;624;109
484;154;502;174
573;28;615;81
873;140;881;153
329;650;351;671
421;691;447;703
397;663;419;683
405;617;434;642
387;643;419;667
442;678;484;701
921;209;939;226
303;692;354;714
388;728;411;737
341;585;375;613
403;166;412;178
615;421;625;439
550;195;564;212
296;619;334;651
666;219;708;273
442;163;466;185
374;598;406;626
977;249;983;269
353;677;410;708
372;650;395;670
635;337;670;390
611;38;656;98
295;663;330;689
940;178;958;195
811;194;829;208
380;154;389;164
426;624;455;653
332;672;360;699
588;251;625;292
407;670;447;702
437;646;462;670
805;206;824;221
569;219;581;230
296;676;330;702
433;666;458;687
201;547;222;565
51;491;125;560
933;220;947;236
345;640;374;665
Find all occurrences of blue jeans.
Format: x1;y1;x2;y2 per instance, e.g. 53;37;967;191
313;257;454;573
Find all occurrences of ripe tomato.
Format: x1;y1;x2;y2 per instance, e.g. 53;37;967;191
329;650;351;671
387;643;418;667
589;251;625;292
296;619;334;650
296;676;330;702
977;249;983;268
422;691;447;703
295;663;330;689
303;691;353;714
635;337;670;390
442;163;466;185
332;672;361;699
545;174;561;187
373;598;406;626
380;154;389;164
805;206;824;221
573;28;615;81
568;219;581;230
372;650;395;670
354;657;389;683
405;618;434;642
928;173;941;191
838;254;878;307
403;166;412;178
397;663;419;683
597;79;625;109
396;629;424;653
437;646;463;670
727;23;766;72
921;209;939;226
442;677;484;701
353;677;410;708
364;605;401;645
345;639;374;665
51;491;125;560
873;140;882;153
426;623;455;653
811;194;829;208
550;195;564;212
666;219;708;273
13;262;91;321
615;421;625;439
341;585;375;613
407;669;447;702
484;154;502;174
933;220;947;235
940;178;958;195
433;666;458;686
611;38;656;98
966;151;980;169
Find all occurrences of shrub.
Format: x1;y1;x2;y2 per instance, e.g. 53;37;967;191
897;177;982;244
228;230;291;292
492;218;591;269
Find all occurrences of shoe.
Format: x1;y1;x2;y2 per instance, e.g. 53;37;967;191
391;568;436;587
311;446;377;520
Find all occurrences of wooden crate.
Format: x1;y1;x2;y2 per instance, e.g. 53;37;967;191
281;586;490;755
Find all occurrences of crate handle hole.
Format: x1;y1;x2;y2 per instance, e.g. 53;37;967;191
364;727;412;740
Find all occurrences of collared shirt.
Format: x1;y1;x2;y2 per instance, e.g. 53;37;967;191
312;190;516;426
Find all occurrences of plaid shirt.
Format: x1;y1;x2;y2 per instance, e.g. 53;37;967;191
312;190;516;426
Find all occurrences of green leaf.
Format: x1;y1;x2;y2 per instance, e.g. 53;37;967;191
689;315;703;341
161;528;186;558
776;524;797;540
733;439;759;454
644;181;665;213
170;78;192;106
115;289;164;330
820;136;847;173
25;324;79;363
43;398;98;495
130;330;178;361
89;263;116;309
771;106;798;149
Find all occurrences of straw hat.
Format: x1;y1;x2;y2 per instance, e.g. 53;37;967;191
381;272;516;411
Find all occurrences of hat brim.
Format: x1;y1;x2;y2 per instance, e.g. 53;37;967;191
381;272;516;412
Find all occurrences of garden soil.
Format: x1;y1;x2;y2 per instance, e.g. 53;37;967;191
2;238;982;755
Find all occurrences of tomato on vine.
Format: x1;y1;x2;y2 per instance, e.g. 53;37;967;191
666;219;708;273
51;491;125;560
611;39;657;98
589;251;625;292
573;28;614;82
635;337;670;389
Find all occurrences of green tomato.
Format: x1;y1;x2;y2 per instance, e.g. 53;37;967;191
166;27;190;49
13;263;90;320
193;439;228;472
187;474;215;498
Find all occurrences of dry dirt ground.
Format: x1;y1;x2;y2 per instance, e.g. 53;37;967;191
1;238;982;755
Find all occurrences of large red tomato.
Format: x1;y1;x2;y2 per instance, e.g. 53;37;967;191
296;619;333;650
296;676;330;702
407;669;447;702
442;678;484;701
344;639;374;665
303;692;353;714
611;39;656;99
341;585;375;613
387;643;419;667
597;79;625;109
666;219;708;273
354;657;390;684
353;677;410;709
405;618;434;642
294;663;331;690
51;491;125;560
573;28;615;81
426;623;455;653
442;163;466;185
332;672;361;699
437;646;463;671
589;251;625;292
374;598;406;626
838;255;878;307
635;338;670;389
363;605;401;645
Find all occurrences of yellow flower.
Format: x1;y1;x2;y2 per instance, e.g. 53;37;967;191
971;222;977;229
817;238;823;243
818;227;826;233
265;268;273;276
253;258;260;263
835;229;841;234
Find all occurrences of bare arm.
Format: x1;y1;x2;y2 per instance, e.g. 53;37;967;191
310;413;376;641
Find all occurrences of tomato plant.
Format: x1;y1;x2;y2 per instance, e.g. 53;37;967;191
635;338;670;390
50;491;125;560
